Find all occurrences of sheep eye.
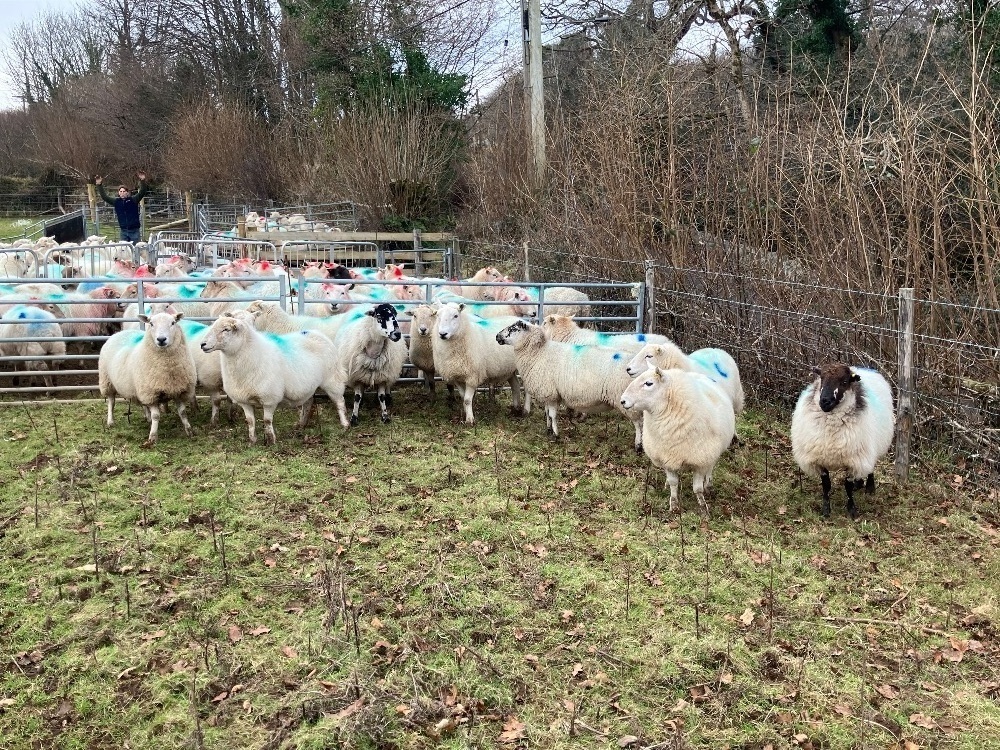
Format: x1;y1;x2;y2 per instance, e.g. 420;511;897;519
644;381;653;387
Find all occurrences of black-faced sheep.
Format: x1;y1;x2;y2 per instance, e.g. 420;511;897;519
790;363;895;518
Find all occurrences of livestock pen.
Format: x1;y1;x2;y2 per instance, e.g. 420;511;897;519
1;236;998;750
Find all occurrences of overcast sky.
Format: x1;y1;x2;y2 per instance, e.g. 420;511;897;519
0;0;82;109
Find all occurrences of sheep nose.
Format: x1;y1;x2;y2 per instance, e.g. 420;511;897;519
389;330;401;342
156;336;167;346
200;342;209;351
626;367;636;376
439;332;448;340
819;398;836;412
418;326;427;335
620;399;629;407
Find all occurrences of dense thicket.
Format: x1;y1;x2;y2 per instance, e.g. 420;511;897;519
4;0;1000;308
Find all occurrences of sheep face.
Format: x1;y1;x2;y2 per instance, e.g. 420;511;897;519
542;314;573;339
320;282;356;313
626;344;666;377
621;367;666;411
495;320;531;346
140;311;185;349
410;305;437;337
200;316;244;353
812;362;862;413
435;303;465;340
366;303;402;342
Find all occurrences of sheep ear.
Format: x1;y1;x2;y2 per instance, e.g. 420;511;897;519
811;367;821;377
347;283;355;291
653;367;663;378
138;314;150;324
366;309;376;317
458;303;465;311
173;311;184;322
850;371;861;382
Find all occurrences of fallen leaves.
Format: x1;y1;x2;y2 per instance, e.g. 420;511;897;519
227;624;242;643
498;716;526;743
739;608;755;627
875;684;899;700
280;645;298;659
909;713;938;730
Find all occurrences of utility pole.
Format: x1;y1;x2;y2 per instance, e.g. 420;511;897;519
521;0;545;188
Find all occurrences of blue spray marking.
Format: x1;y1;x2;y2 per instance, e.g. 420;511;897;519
713;362;729;378
612;352;622;361
637;334;647;342
179;320;207;336
121;331;144;347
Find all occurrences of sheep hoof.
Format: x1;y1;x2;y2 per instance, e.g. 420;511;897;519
384;393;394;407
350;415;359;426
142;438;156;448
634;443;643;454
380;414;391;424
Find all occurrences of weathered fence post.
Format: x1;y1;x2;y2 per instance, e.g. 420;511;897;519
185;191;194;233
895;287;915;480
523;241;531;282
413;229;423;275
644;260;656;335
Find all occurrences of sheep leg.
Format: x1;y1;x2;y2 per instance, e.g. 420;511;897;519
508;375;523;416
384;388;393;408
296;399;313;428
546;404;559;437
446;383;455;403
105;395;115;427
378;387;391;423
144;405;161;446
693;472;710;516
630;413;643;453
241;403;258;444
263;405;278;445
820;468;832;517
665;470;681;513
845;477;861;520
462;383;476;425
176;401;193;437
865;473;876;494
351;388;363;426
209;391;226;425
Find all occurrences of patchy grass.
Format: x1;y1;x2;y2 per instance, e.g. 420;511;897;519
0;216;40;241
1;390;998;750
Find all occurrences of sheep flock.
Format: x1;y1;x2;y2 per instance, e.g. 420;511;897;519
1;237;897;519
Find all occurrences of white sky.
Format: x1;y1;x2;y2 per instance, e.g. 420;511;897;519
0;0;83;109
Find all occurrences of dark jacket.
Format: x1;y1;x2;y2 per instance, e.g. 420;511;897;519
98;180;148;230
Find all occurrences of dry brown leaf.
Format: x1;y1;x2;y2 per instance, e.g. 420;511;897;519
740;608;755;626
281;645;298;659
332;697;364;721
211;691;228;703
141;630;166;641
498;715;526;743
909;713;938;730
249;625;270;637
0;698;15;709
875;683;899;700
833;703;852;717
748;549;773;565
618;735;640;748
228;624;242;643
903;742;921;750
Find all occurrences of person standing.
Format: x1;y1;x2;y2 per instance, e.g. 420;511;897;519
95;172;149;243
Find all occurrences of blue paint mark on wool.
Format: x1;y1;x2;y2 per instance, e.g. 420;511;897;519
612;352;622;361
121;331;144;347
637;334;647;342
179;320;207;336
713;362;729;378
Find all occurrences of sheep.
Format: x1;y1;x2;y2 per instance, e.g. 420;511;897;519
155;254;196;277
513;285;591;319
459;266;506;300
790;363;895;519
243;299;353;341
329;303;407;425
5;286;124;341
496;320;643;449
408;304;440;393
199;313;347;444
432;302;525;425
0;305;66;390
98;311;198;446
620;366;736;515
543;314;673;353
625;342;745;415
0;253;30;279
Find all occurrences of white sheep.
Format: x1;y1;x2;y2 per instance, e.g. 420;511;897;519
432;302;526;425
98;311;198;446
542;314;673;353
0;304;66;390
244;299;355;341
408;304;438;392
329;302;407;426
496;320;644;449
199;313;347;444
0;253;30;279
520;285;591;319
620;366;736;515
790;363;895;518
625;342;745;415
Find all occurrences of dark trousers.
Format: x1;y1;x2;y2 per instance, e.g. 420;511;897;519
121;227;142;243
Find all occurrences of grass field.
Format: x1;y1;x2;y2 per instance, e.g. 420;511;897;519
0;216;39;241
1;389;998;749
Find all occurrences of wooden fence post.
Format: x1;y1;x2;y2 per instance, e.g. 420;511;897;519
644;260;656;335
895;287;915;480
413;229;423;275
523;241;531;282
185;191;194;233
